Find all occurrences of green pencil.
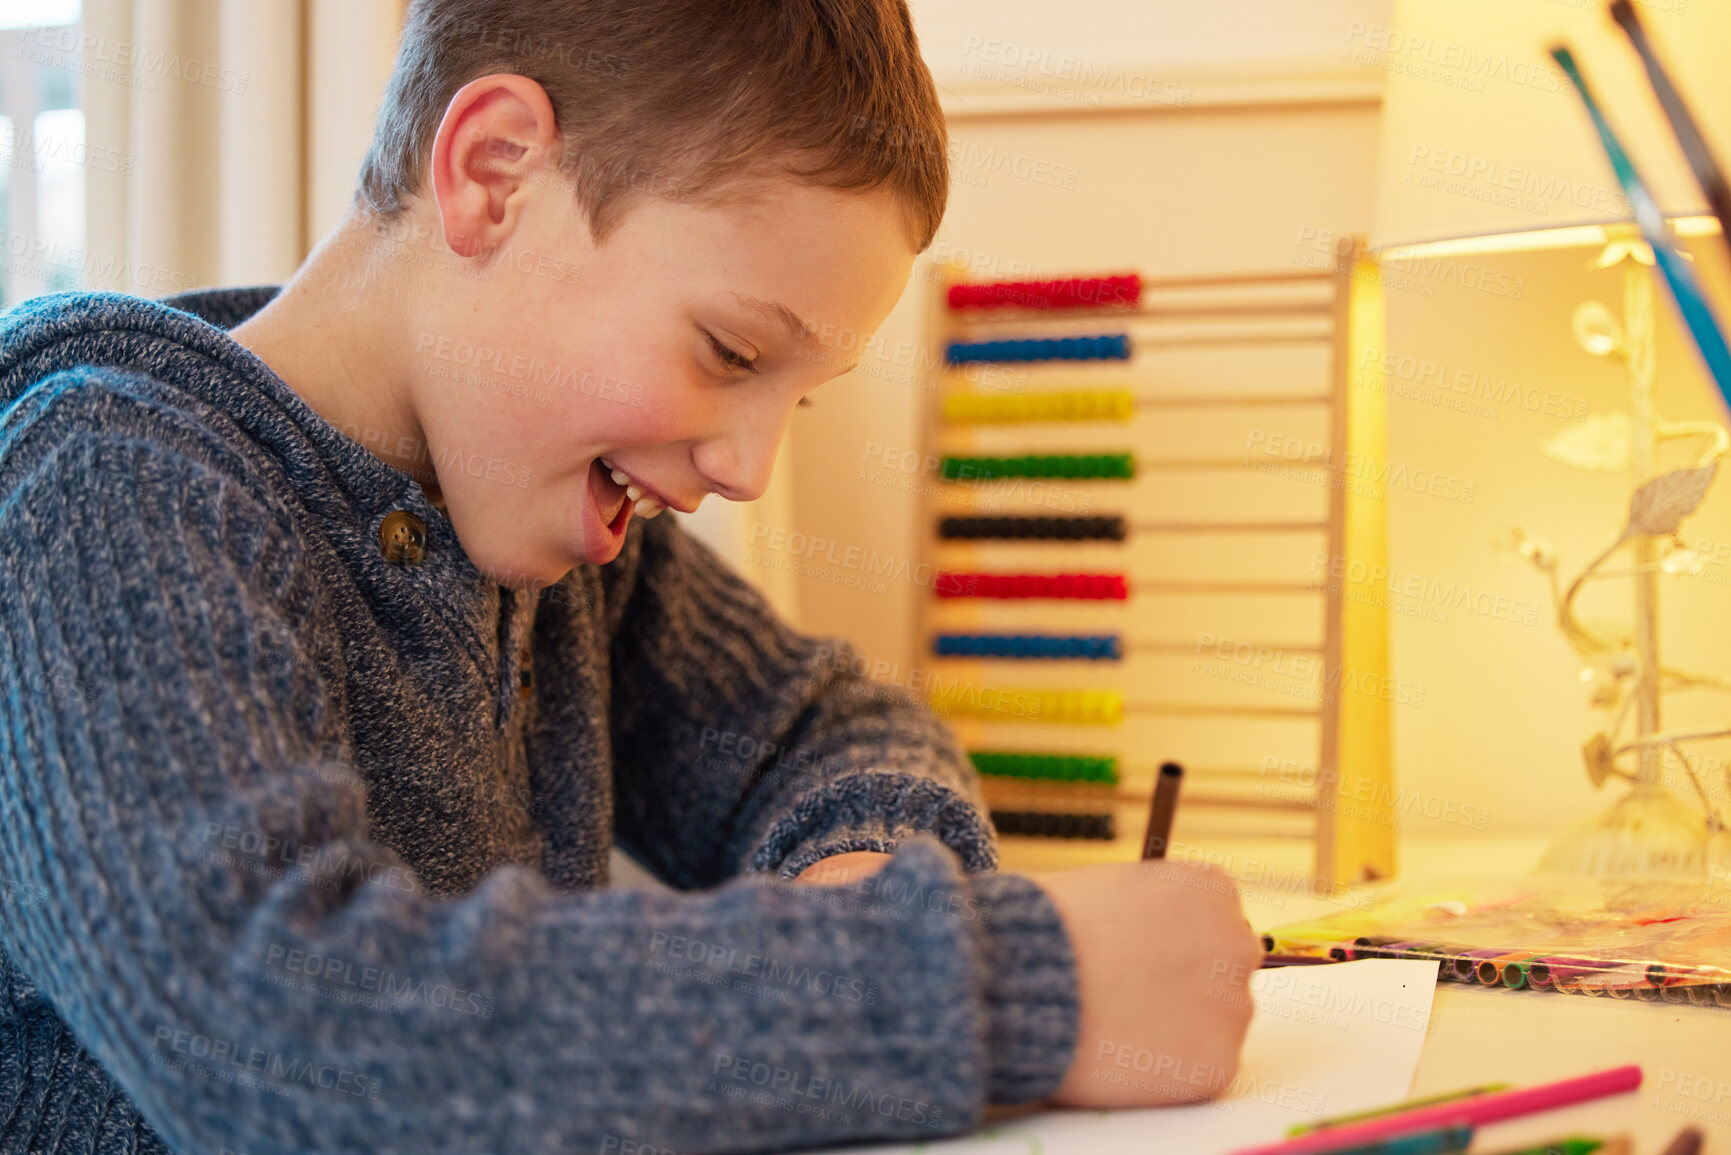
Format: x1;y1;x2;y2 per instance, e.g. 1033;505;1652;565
1285;1083;1513;1137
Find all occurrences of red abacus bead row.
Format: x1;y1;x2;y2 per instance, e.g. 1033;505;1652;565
933;572;1129;599
946;274;1141;311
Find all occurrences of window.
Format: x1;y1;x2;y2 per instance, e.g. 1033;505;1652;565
2;0;86;311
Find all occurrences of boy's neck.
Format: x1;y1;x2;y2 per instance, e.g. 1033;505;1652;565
229;212;442;504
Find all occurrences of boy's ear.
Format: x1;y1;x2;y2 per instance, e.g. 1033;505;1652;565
428;73;563;259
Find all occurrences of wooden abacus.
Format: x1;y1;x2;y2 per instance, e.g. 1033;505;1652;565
915;246;1396;892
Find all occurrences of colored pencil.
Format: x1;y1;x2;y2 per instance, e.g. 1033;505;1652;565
1319;1123;1474;1155
1262;954;1340;968
1286;1085;1510;1137
1607;0;1731;259
1226;1065;1643;1155
1552;46;1731;416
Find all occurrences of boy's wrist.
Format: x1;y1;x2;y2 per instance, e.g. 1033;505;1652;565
791;850;894;886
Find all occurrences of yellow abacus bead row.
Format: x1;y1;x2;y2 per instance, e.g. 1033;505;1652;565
928;686;1123;725
1035;690;1123;725
941;389;1136;424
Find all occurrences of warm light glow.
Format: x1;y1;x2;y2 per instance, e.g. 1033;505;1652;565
1382;214;1722;263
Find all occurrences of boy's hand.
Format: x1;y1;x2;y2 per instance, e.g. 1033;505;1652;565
1033;859;1262;1108
791;851;894;886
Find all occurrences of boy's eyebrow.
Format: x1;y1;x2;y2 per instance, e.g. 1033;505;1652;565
726;291;861;375
728;292;815;345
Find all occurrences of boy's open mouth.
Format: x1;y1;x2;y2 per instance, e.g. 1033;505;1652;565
582;456;675;559
589;457;635;537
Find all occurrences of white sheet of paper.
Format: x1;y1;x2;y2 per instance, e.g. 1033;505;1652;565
818;959;1441;1155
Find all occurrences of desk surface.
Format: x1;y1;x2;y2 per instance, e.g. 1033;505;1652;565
1231;835;1729;1153
1412;980;1725;1152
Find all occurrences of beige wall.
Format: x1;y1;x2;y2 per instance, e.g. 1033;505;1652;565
1372;0;1731;245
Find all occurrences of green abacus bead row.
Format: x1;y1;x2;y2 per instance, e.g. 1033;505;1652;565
939;454;1135;481
969;752;1120;784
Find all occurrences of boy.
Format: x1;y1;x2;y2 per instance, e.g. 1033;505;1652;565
0;1;1261;1152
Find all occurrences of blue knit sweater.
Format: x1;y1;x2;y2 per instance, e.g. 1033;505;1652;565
0;287;1079;1155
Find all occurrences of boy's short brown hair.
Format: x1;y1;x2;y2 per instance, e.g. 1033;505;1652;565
356;0;949;252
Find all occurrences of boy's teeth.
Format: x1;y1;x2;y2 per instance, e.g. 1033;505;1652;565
599;458;666;516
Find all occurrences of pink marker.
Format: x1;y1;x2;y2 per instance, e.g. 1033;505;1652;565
1227;1064;1642;1155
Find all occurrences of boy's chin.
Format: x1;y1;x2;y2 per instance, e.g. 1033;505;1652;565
456;528;574;592
479;558;570;594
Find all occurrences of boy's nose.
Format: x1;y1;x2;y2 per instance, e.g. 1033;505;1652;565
695;409;792;504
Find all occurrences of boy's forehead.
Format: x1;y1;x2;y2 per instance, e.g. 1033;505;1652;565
560;175;914;334
669;171;908;238
614;180;912;271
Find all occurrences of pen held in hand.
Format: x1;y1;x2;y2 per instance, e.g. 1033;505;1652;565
1141;761;1183;859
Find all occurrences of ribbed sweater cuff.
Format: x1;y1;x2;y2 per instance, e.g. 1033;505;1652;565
970;872;1081;1104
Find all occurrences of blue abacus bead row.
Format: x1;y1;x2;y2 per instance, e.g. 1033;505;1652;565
934;633;1122;660
944;334;1132;364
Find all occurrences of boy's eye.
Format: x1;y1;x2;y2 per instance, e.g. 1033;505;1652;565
704;329;759;375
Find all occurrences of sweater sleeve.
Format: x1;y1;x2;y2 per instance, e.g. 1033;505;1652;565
0;419;1078;1155
602;512;998;887
597;515;1079;1105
